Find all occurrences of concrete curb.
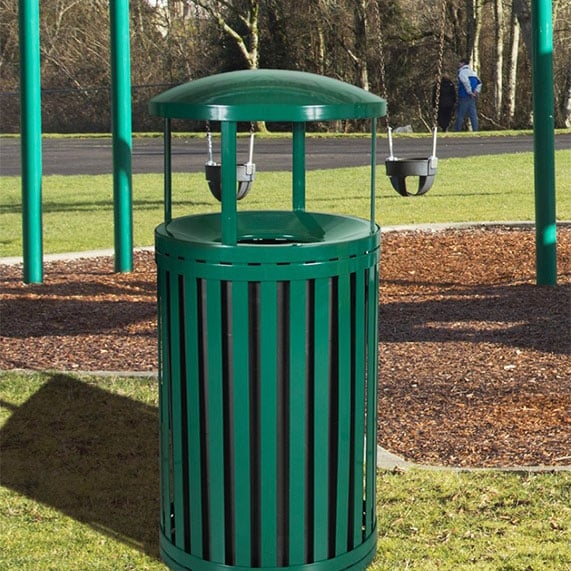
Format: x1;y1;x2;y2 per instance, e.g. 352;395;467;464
0;246;155;266
2;222;570;266
3;368;569;473
3;223;570;473
375;446;571;473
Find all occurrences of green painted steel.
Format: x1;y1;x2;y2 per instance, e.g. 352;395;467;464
260;281;279;567
351;271;366;549
287;279;308;565
292;123;306;210
152;70;384;571
156;212;380;571
531;0;557;285
150;70;385;243
206;278;226;562
364;264;379;537
183;275;204;557
335;272;351;555
312;276;331;563
164;119;173;223
170;272;186;550
157;267;171;539
161;525;377;571
149;70;386;122
231;280;252;566
369;120;377;234
19;0;43;284
110;0;133;272
221;122;238;245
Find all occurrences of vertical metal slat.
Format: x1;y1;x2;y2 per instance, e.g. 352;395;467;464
259;281;278;567
365;266;378;536
312;277;331;561
205;279;226;562
352;270;366;547
231;280;253;566
169;273;186;549
335;273;351;555
158;267;172;539
288;279;307;565
183;275;204;557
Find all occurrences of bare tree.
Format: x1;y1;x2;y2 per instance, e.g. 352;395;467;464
189;0;261;70
563;59;571;127
493;0;505;121
341;0;369;91
3;0;571;132
0;0;18;80
466;0;483;71
505;3;521;125
512;0;532;55
41;0;109;90
553;0;571;127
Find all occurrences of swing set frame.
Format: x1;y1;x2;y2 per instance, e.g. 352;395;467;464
16;0;558;286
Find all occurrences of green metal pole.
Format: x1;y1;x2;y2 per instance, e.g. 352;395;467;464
164;119;172;224
110;0;133;272
370;118;377;234
531;0;557;285
19;0;43;284
292;122;306;211
221;121;237;245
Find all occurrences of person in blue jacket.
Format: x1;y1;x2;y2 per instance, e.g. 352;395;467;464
454;58;482;131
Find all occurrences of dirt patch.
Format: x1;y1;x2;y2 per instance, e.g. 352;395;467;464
1;227;570;468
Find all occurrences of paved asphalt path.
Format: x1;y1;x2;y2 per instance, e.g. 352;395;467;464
1;133;569;176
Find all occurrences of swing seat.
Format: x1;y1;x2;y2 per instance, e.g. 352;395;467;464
205;162;256;201
385;156;438;197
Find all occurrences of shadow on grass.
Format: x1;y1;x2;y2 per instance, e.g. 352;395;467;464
1;373;161;559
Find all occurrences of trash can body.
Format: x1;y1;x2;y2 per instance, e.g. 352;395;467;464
156;210;379;571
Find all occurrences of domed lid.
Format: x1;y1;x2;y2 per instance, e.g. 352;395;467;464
149;69;386;122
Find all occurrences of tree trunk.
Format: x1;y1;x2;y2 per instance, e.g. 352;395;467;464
506;4;520;125
513;0;532;56
494;0;505;121
466;0;483;72
189;0;267;131
189;0;260;70
472;0;483;73
564;58;571;128
353;0;369;91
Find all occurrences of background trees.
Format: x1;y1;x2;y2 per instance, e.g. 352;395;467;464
1;0;569;132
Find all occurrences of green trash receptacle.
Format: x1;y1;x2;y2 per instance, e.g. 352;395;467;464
149;70;386;571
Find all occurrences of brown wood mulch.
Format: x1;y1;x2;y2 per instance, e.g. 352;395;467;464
1;227;570;468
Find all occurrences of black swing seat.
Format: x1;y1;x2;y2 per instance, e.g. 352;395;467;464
385;156;438;197
205;162;256;201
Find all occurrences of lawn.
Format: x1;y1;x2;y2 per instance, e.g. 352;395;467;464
1;372;570;570
1;150;570;257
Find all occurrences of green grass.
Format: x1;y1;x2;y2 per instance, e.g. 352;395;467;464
1;372;570;570
1;150;570;257
375;471;571;570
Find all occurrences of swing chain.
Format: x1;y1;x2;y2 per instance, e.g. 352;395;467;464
374;0;447;132
205;120;215;165
245;121;255;175
372;0;389;129
432;0;448;130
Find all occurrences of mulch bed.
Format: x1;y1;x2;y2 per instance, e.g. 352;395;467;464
1;226;570;468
